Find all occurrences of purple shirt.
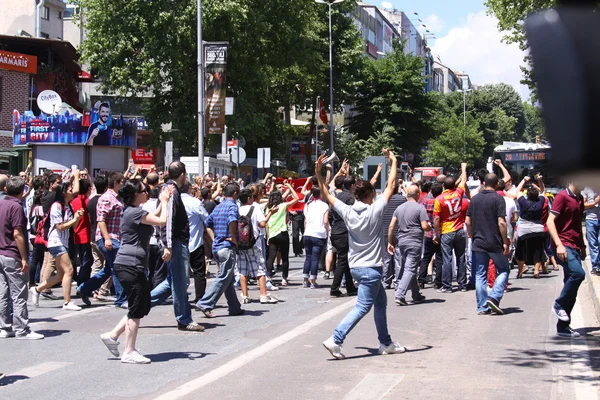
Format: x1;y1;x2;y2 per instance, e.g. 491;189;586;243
0;196;28;261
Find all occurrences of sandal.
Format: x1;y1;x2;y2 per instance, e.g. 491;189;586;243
533;274;540;279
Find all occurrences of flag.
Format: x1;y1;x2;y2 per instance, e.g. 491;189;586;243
319;99;328;125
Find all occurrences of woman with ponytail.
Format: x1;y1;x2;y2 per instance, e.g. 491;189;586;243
99;179;172;364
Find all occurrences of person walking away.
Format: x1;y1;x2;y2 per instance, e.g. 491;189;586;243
548;183;586;338
302;185;329;288
71;178;94;285
434;163;469;293
142;186;168;288
150;161;204;331
180;180;209;302
388;184;430;306
87;175;113;302
31;175;85;311
381;179;407;289
465;173;509;315
265;182;299;286
582;186;600;274
417;182;444;289
514;176;547;278
329;175;358;297
0;177;44;339
28;188;45;287
100;180;172;363
77;172;126;307
237;189;278;304
196;183;244;318
319;149;405;359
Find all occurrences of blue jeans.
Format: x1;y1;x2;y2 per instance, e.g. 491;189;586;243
77;239;125;306
586;219;600;270
150;240;193;325
441;229;467;290
197;247;242;314
555;247;585;331
74;243;93;285
303;236;326;279
333;267;392;346
472;251;509;313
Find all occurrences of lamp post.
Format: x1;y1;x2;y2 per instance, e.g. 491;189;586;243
315;0;345;155
457;88;473;156
197;0;205;176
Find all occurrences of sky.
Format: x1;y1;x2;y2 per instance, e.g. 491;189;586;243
375;0;530;100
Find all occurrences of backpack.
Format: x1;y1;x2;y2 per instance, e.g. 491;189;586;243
238;206;256;250
34;202;61;247
29;206;43;236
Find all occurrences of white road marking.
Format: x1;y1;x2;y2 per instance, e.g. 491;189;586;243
153;298;356;400
9;361;71;379
30;305;112;328
344;374;405;400
569;296;599;400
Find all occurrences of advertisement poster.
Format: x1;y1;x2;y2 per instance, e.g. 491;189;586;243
13;101;137;147
205;43;228;135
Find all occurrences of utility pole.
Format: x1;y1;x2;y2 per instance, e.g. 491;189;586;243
197;0;205;176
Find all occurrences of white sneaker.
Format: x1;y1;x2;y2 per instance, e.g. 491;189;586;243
16;331;44;340
121;350;151;364
29;287;40;306
322;336;345;360
281;279;289;287
0;329;15;338
378;341;406;355
242;296;251;304
260;295;279;304
100;333;120;357
62;301;82;311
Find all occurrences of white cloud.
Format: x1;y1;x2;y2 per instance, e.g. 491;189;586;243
381;1;392;9
422;14;444;34
431;12;530;100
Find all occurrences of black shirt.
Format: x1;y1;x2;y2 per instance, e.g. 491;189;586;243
329;190;355;236
382;193;407;237
466;189;506;253
88;195;100;242
203;199;217;215
162;180;189;247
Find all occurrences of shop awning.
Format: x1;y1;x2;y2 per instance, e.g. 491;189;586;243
77;70;94;82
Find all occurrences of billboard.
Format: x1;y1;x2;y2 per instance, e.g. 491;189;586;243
205;43;228;135
13;101;137;147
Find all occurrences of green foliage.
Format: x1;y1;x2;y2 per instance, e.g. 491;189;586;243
75;0;363;155
523;101;545;141
347;41;439;155
424;114;485;170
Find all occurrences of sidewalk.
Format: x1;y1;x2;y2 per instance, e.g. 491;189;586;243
584;258;600;322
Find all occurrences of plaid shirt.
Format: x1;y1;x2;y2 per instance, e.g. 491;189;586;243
95;189;123;242
205;198;239;254
420;193;436;239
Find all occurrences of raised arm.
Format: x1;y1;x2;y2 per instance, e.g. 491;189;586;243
516;176;530;196
537;175;546;196
370;163;383;187
494;159;511;184
381;149;398;202
315;154;337;208
284;181;299;207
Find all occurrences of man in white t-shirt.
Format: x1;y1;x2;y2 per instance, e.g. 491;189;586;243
237;189;279;304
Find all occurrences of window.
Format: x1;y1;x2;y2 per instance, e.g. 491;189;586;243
42;6;50;20
40;32;50;39
64;6;78;19
58;11;62;20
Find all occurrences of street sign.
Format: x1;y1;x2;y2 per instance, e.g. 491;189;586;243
165;141;173;168
234;135;246;148
217;153;231;161
225;97;234;115
257;147;271;169
227;140;237;148
230;147;246;164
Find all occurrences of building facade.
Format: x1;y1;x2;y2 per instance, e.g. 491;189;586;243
0;0;67;39
354;3;400;58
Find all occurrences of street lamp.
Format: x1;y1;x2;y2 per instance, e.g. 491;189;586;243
315;0;345;155
457;88;473;156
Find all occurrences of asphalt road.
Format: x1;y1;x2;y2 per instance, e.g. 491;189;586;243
1;256;599;400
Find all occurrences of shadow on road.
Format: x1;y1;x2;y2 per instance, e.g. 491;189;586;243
501;307;524;315
140;323;225;330
0;375;29;387
36;329;70;338
29;317;58;324
146;351;214;363
419;299;446;304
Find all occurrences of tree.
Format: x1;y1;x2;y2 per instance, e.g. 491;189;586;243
348;40;440;155
523;101;545;141
423;114;485;170
75;0;363;158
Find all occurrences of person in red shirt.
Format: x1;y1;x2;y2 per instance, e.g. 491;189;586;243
433;163;469;293
547;184;585;338
71;179;93;285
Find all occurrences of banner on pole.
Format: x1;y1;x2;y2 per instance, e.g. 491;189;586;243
205;43;228;135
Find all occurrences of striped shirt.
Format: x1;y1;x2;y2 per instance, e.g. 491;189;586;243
420;193;436;239
95;189;123;242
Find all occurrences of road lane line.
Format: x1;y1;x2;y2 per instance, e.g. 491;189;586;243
343;374;405;400
153;298;356;400
569;296;599;400
30;305;113;328
9;361;71;379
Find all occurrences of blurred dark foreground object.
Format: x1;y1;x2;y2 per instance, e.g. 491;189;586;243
526;6;600;189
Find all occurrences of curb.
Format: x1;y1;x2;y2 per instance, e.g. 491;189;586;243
583;258;600;322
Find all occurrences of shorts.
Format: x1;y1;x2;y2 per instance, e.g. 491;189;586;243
48;245;68;258
237;246;266;278
114;264;151;319
327;235;337;253
516;234;547;264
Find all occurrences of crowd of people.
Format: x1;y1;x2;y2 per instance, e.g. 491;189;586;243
0;152;593;365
